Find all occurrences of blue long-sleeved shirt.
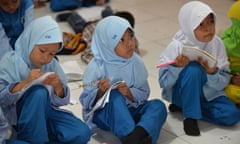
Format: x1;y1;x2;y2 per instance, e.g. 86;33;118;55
0;106;8;144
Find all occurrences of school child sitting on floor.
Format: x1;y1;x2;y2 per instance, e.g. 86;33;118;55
0;16;91;144
80;16;167;144
158;1;240;136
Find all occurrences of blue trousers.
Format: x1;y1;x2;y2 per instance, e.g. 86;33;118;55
16;85;91;144
6;140;29;144
93;90;167;144
172;62;240;125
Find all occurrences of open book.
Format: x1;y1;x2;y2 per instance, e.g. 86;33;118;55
181;46;216;67
86;80;125;118
21;72;54;93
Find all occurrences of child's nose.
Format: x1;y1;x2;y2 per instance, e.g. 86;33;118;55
42;55;51;62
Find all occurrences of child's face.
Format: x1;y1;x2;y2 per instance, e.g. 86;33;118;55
194;14;215;43
0;0;20;13
30;43;60;68
115;29;135;59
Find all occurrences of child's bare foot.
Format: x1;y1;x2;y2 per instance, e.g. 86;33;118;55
34;1;46;8
96;0;105;6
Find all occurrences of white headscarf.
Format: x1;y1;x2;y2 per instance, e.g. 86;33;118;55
0;16;67;84
160;1;229;68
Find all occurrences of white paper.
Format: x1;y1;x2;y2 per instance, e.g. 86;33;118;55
21;72;55;92
60;60;83;82
86;80;125;118
181;46;216;67
76;6;105;21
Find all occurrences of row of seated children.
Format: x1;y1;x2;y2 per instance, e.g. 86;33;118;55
0;1;240;144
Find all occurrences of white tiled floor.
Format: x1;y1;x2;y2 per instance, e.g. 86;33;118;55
34;0;240;144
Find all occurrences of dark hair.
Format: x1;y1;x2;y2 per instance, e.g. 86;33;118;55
115;11;135;28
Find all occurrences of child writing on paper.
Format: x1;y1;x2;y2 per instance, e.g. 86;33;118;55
0;0;34;59
221;1;240;106
158;1;240;136
0;16;91;144
80;16;167;144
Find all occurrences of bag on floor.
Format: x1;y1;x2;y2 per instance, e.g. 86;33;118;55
57;32;87;55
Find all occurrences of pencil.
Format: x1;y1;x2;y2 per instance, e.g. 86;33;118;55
156;60;176;68
79;81;99;88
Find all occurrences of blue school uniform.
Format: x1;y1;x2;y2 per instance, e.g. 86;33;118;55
0;16;91;144
80;16;167;144
158;1;240;126
0;106;9;144
0;0;34;59
50;0;110;12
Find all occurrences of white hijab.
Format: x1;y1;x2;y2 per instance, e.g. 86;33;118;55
160;1;229;68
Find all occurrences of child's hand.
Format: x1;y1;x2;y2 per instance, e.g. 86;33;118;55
26;69;44;82
96;78;110;100
175;55;190;67
42;74;64;98
197;57;217;74
12;69;43;93
231;75;240;86
98;78;110;93
117;83;134;102
96;0;105;5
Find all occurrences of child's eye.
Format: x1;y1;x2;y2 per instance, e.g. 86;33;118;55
50;53;56;56
130;33;134;38
211;19;215;24
120;38;124;42
40;49;45;53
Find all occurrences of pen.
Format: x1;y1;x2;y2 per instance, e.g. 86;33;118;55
79;81;99;88
156;60;176;68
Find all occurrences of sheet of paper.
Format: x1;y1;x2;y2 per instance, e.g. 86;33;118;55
76;6;105;21
60;60;83;82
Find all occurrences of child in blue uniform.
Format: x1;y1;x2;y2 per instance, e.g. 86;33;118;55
158;1;240;136
0;16;91;144
80;16;167;144
0;0;34;59
50;0;110;12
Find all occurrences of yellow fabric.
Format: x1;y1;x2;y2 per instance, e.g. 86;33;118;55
225;84;240;104
228;1;240;19
228;56;240;74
